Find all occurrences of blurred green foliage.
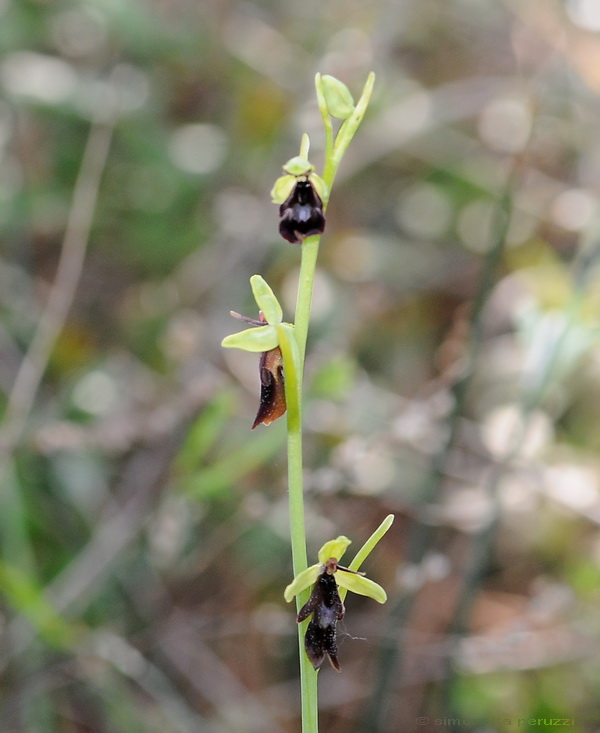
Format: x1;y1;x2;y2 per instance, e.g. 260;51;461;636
2;0;600;731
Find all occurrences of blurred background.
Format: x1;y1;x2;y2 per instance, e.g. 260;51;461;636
2;0;600;731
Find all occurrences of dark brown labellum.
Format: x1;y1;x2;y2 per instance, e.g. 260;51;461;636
279;179;326;244
297;564;345;671
252;346;286;429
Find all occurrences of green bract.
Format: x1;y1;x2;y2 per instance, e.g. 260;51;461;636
321;75;355;119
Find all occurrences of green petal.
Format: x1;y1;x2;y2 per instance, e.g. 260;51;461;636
307;172;329;204
282;155;314;176
250;275;283;325
270;174;297;204
321;75;355;119
284;564;322;602
318;536;351;564
336;571;387;603
221;325;278;352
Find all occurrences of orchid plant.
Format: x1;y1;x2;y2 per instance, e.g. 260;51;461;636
222;73;392;733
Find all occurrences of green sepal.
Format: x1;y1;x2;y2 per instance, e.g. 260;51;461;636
347;514;394;572
321;75;355;119
270;174;297;204
307;172;328;202
221;325;278;352
250;275;283;325
336;571;387;603
283;155;314;176
318;536;351;564
339;513;394;604
299;133;310;159
284;563;321;602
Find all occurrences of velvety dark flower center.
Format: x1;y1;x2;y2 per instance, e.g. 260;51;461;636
252;346;286;429
297;561;344;671
279;179;326;244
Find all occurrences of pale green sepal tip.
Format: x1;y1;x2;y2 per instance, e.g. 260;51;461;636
283;155;314;176
381;513;395;532
221;325;278;352
336;572;387;604
299;133;310;158
348;513;395;573
270;174;296;204
250;275;283;325
321;74;355;119
284;564;321;602
318;536;351;564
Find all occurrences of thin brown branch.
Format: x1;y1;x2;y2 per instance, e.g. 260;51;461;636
0;114;114;455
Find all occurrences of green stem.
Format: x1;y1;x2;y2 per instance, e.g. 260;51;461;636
284;232;326;733
276;324;305;576
277;323;318;733
294;236;321;364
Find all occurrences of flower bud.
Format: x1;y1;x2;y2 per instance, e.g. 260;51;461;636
321;75;355;119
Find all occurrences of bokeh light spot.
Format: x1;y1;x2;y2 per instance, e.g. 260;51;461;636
168;124;227;175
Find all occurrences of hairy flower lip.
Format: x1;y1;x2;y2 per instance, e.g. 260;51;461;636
297;569;344;671
252;345;286;429
270;153;328;244
279;185;325;243
278;178;326;244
